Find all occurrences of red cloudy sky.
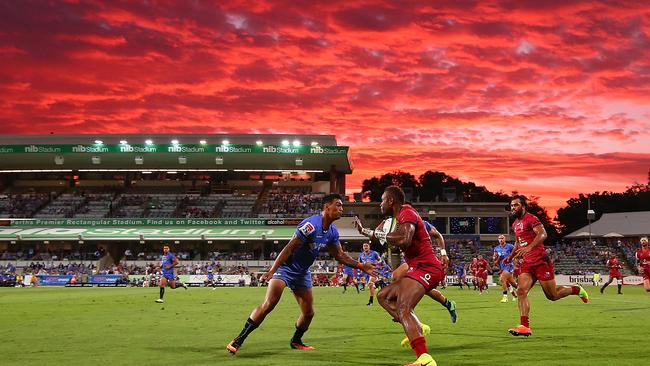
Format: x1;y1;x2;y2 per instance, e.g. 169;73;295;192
1;0;649;215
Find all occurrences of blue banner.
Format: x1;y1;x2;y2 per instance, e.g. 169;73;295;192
89;275;122;284
37;275;73;286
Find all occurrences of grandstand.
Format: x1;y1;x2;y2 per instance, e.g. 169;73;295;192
0;134;646;281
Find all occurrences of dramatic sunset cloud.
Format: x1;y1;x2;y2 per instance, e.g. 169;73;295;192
1;0;649;215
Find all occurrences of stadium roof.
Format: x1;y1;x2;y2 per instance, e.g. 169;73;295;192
565;211;650;238
0;134;352;173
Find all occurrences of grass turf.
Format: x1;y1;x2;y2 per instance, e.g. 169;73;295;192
0;285;647;366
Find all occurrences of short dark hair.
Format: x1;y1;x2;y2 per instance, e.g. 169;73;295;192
511;194;528;208
385;185;405;204
322;193;343;205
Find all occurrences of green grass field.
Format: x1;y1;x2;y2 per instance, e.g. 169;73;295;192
0;285;647;366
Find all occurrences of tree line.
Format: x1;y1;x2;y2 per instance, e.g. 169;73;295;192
361;170;649;239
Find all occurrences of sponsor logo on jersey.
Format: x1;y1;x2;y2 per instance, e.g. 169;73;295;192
299;222;315;237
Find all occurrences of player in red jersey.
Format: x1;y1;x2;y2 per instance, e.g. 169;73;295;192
469;257;479;290
475;254;490;294
600;252;623;294
635;237;650;292
504;195;588;337
355;186;443;366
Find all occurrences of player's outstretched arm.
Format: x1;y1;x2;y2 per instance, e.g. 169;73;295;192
329;245;377;277
261;235;303;281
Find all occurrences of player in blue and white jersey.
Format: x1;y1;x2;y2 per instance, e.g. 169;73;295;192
493;234;517;302
341;262;359;294
155;245;187;303
205;265;218;290
227;194;376;355
454;262;470;289
358;242;382;305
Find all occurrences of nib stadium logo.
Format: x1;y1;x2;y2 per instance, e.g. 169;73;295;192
309;146;346;154
215;146;252;153
263;146;299;154
168;146;206;153
24;145;62;153
120;145;157;153
72;145;109;153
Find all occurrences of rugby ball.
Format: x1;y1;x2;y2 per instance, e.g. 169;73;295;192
377;217;398;246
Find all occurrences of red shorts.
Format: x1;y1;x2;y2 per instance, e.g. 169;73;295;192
609;270;622;279
477;271;488;280
642;266;650;281
405;262;445;292
520;260;555;282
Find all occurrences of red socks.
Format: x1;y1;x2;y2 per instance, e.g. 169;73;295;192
571;286;580;295
410;336;428;357
520;316;530;328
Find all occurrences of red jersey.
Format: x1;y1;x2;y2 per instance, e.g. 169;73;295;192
476;259;489;273
606;258;620;270
469;262;478;274
636;247;650;268
512;212;546;265
398;204;441;267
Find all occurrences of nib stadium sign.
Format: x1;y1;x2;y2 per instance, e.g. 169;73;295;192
0;144;348;155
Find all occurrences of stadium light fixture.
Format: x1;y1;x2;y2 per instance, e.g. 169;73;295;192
199;140;207;145
310;141;319;146
292;140;301;147
171;139;179;145
295;158;303;166
222;139;230;145
215;156;224;165
166;171;177;174
119;140;128;144
141;171;152;174
54;155;64;165
94;140;103;145
145;139;153;145
281;139;289;146
91;156;101;165
178;156;187;164
256;140;263;145
134;156;144;165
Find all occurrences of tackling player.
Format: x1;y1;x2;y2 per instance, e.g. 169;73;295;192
504;195;588;337
155;245;188;303
226;194;375;354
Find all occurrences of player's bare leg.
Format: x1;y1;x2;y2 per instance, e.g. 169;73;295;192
509;273;533;336
395;278;435;366
377;280;401;321
367;276;377;305
643;278;650;292
394;263;454;319
500;271;517;302
156;277;168;303
227;278;286;354
538;279;586;302
426;289;457;323
290;288;315;350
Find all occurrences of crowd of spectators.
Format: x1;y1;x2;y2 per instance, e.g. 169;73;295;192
0;193;50;217
261;189;324;218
